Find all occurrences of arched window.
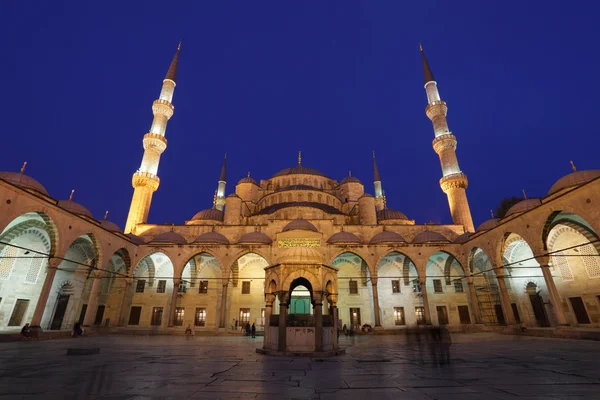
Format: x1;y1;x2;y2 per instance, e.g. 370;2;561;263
298;194;303;202
308;193;313;202
287;193;292;202
318;194;322;203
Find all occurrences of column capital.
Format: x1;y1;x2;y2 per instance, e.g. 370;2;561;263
264;293;276;305
535;255;551;267
370;278;378;286
326;293;338;305
48;257;62;268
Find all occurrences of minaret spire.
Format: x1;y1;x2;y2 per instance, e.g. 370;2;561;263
124;44;180;234
372;151;385;211
215;153;227;211
422;45;474;232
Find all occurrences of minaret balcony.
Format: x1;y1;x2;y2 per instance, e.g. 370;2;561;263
152;99;174;119
143;133;168;153
432;134;457;153
425;100;447;120
439;172;468;192
132;171;160;191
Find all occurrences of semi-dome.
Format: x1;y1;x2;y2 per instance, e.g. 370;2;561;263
412;230;450;244
193;231;230;245
476;218;500;232
238;231;272;244
272;165;328;179
282;219;318;232
370;231;406;244
327;231;362;244
100;220;122;233
505;199;542;217
340;176;361;184
279;246;323;265
237;176;259;185
376;208;409;220
150;231;187;245
126;233;146;245
57;200;94;218
454;232;471;244
0;172;49;196
548;170;600;195
191;208;224;222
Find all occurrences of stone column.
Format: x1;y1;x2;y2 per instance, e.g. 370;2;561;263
264;293;275;349
420;280;432;325
118;278;133;326
466;277;482;324
30;258;61;327
219;283;228;328
496;273;516;325
328;294;339;349
536;256;568;326
314;292;323;352
277;291;288;352
167;278;180;328
83;273;103;327
371;279;382;327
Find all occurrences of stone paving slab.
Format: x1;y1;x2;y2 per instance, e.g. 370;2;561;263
1;333;600;399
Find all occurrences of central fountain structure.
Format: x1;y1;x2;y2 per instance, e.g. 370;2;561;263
257;246;345;356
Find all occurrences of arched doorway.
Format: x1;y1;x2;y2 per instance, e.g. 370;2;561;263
229;252;268;330
376;251;419;328
180;253;222;329
426;251;469;326
470;247;504;325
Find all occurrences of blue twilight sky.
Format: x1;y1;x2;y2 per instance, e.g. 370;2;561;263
2;1;599;230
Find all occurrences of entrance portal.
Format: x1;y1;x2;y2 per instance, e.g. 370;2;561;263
50;294;69;330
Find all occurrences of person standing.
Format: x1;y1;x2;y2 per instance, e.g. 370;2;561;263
21;323;31;340
251;323;256;338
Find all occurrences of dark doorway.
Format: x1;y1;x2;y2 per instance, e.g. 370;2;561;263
494;304;506;325
436;306;449;325
529;293;550;327
128;306;142;325
94;305;105;325
50;294;70;330
458;305;471;324
511;303;521;323
569;297;590;324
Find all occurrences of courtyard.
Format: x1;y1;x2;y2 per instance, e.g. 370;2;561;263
0;333;599;399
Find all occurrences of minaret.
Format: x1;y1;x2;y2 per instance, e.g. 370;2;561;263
124;43;180;234
215;154;227;211
372;151;385;211
420;44;474;232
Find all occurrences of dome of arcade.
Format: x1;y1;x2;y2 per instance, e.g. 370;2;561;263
193;231;230;245
340;176;361;185
149;231;187;245
272;165;329;179
505;198;542;217
126;233;146;245
238;231;272;244
237;176;259;185
190;208;224;222
369;230;406;244
548;170;600;195
376;208;409;221
0;172;49;196
57;200;94;218
454;232;471;243
278;246;323;265
412;230;450;244
282;219;318;233
327;231;362;244
100;220;122;233
476;218;500;232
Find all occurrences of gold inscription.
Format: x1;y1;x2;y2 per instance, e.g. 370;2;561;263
277;238;321;248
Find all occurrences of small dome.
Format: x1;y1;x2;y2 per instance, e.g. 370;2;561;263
476;218;500;232
505;199;542;217
193;231;230;245
279;247;323;265
100;220;122;233
370;231;406;244
57;200;94;218
327;231;362;244
340;176;361;184
548;170;600;195
377;208;409;220
237;176;259;185
454;232;471;244
191;208;224;222
282;219;318;233
412;230;450;244
150;231;187;245
126;233;146;245
0;172;49;196
238;231;272;244
272;165;328;179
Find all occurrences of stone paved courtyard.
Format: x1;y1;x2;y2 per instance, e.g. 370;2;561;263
0;333;599;399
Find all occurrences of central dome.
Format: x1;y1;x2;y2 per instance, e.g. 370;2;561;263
272;165;329;179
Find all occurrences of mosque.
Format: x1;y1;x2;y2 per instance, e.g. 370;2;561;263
1;44;600;347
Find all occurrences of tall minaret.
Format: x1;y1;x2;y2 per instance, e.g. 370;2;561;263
124;43;180;234
214;154;227;211
420;45;474;232
372;151;385;211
